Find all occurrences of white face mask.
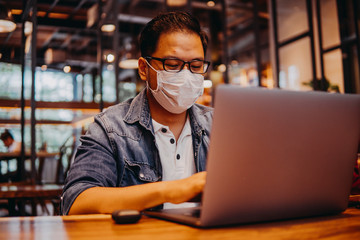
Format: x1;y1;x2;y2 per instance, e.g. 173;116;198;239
146;60;204;114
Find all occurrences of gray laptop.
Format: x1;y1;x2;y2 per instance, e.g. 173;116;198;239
145;85;360;228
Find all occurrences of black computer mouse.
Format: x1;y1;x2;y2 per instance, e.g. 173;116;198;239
112;209;142;224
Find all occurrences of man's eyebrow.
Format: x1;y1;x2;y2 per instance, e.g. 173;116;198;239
163;56;205;61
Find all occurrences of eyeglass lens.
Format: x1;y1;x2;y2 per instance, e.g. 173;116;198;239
163;59;208;73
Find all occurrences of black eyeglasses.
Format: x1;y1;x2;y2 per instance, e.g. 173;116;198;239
145;56;210;74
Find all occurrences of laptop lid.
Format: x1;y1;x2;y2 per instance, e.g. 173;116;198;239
146;86;360;228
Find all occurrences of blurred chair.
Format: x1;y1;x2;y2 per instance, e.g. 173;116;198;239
50;135;76;214
0;135;77;216
55;135;76;184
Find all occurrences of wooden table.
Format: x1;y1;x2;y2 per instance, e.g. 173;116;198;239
0;151;58;159
0;184;63;216
0;184;63;198
0;151;59;182
0;207;359;240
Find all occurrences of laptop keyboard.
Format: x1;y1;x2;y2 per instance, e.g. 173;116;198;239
183;208;201;218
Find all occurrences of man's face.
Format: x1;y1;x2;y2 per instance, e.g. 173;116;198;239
146;31;205;91
2;137;13;148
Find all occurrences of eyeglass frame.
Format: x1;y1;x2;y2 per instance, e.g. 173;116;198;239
144;56;210;74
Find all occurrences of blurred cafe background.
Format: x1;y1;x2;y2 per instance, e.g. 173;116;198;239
0;0;359;216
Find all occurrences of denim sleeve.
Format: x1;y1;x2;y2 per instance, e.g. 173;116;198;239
60;116;118;215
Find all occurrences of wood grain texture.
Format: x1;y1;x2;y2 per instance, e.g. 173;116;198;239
0;208;359;240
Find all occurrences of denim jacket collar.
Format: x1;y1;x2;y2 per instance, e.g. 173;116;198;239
188;104;207;137
123;88;153;133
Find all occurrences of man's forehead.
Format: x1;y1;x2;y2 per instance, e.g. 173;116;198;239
154;31;204;58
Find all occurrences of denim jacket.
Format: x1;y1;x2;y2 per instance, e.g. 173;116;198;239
60;88;213;215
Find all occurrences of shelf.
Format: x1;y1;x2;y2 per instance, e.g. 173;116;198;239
0;119;72;125
0;99;114;110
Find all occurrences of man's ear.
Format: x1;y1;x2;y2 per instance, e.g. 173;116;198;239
138;57;148;81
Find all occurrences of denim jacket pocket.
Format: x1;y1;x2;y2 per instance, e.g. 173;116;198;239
124;158;161;183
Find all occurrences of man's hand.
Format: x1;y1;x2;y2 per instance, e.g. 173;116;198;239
163;171;207;204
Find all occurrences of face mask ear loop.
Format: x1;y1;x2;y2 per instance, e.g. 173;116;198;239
145;59;160;92
144;59;159;73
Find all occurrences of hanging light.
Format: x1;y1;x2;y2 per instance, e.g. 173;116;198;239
204;80;213;89
166;0;188;7
207;1;216;7
119;59;138;69
101;24;115;32
63;65;71;73
218;64;227;73
41;65;47;71
106;53;115;63
0;4;16;33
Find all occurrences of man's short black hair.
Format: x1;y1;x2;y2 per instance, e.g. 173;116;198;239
139;11;208;58
0;129;13;141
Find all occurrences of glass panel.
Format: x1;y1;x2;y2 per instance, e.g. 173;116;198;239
0;63;22;99
83;74;93;102
320;0;341;49
0;63;78;101
118;82;136;102
35;69;74;101
75;74;83;101
36;109;74;122
277;0;308;42
118;69;138;102
94;75;101;103
36;125;73;153
279;37;313;91
102;68;116;103
323;49;344;93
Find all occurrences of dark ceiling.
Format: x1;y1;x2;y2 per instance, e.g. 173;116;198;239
0;0;269;73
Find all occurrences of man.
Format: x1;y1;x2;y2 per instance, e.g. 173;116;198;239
0;129;21;182
0;130;20;153
61;11;213;215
